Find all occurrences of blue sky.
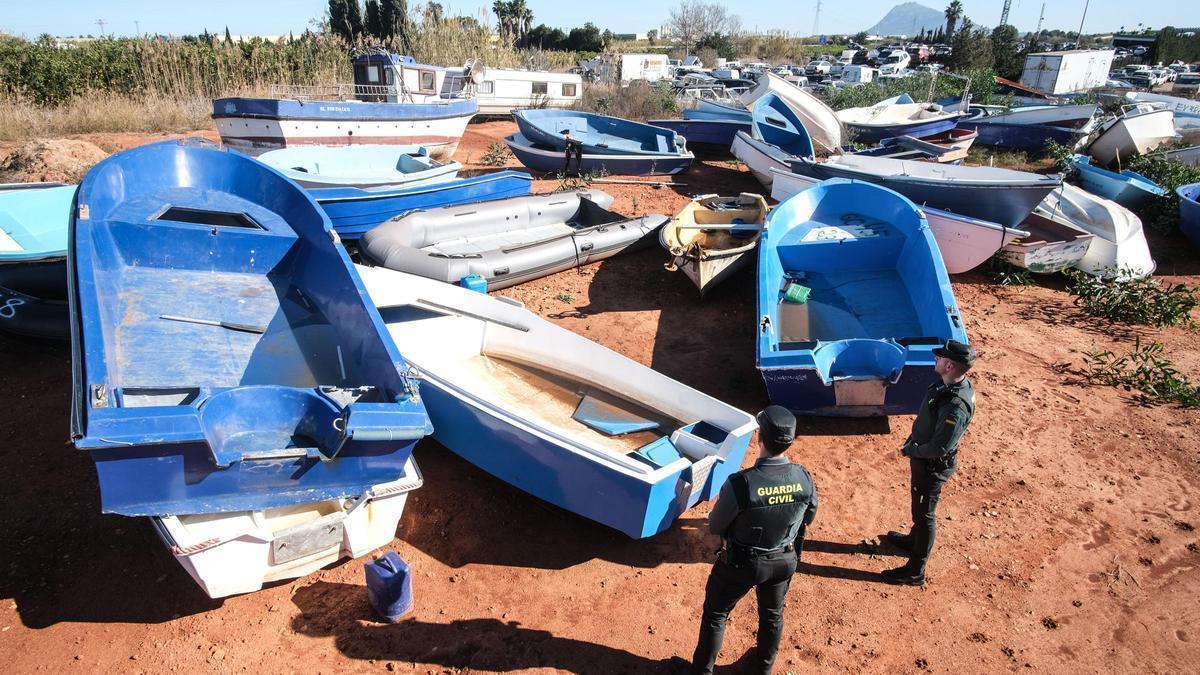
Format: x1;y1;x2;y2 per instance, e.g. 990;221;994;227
1;1;1194;38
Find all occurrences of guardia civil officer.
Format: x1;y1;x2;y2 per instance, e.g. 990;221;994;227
882;339;977;586
670;405;817;675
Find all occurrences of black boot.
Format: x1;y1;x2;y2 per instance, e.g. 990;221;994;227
667;655;693;675
881;563;926;586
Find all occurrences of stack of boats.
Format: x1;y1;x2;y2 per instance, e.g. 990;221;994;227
51;132;754;597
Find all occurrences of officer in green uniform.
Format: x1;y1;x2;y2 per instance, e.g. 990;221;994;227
671;406;818;675
882;339;976;586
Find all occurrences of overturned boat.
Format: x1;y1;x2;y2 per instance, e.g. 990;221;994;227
70;139;432;516
788;154;1061;228
360;190;667;290
359;265;757;538
1036;182;1155;279
256;144;461;189
757;179;969;416
661;193;769;295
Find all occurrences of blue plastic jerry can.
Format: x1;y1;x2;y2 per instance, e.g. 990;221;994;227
459;274;487;293
364;551;414;622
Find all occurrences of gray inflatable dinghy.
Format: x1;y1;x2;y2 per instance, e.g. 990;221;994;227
359;190;667;289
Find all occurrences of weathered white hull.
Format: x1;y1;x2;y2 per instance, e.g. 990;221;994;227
661;194;767;294
731;133;786;188
998;238;1093;273
152;458;422;599
1037;183;1155;279
1087;108;1177;166
769;168;1029;274
215;114;473;162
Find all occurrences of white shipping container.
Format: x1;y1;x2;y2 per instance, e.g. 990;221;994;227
1020;50;1115;95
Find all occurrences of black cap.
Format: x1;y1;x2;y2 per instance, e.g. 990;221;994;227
933;339;976;367
756;405;796;453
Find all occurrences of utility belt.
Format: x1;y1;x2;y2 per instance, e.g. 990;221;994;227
927;451;957;473
721;541;796;567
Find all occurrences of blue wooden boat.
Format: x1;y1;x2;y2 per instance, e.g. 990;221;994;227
1067;154;1167;210
505;133;694;176
756;179;969;416
686;99;752;122
70;139;432;516
647;118;751;148
513;109;686;155
359;265;756;538
0;183;74;340
256;144;461;189
311;170;533;239
788;154;1062;228
956;118;1088;153
729;93;816;188
1178;182;1200;249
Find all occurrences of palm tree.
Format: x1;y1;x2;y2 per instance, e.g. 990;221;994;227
944;1;964;41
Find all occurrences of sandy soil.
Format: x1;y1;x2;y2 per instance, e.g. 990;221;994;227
1;120;1198;674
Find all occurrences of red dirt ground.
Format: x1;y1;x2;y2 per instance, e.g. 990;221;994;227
1;120;1199;674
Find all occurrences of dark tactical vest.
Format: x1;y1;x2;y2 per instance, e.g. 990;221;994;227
727;462;814;551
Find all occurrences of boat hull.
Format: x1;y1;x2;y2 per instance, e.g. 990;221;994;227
505;134;693;176
648;119;750;148
513;109;684;155
153;457;422;598
312;171;534;239
1088;108;1178;166
731;131;793;188
71;140;432;516
844;116;960;144
1179;183;1200;248
788;158;1060;228
769;168;1029;274
998;213;1094;274
739;72;842;151
0;258;68;340
1068;155;1166;210
757;180;968;416
212;97;478;162
958;119;1087;153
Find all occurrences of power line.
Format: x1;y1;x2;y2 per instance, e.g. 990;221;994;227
95;19;106;36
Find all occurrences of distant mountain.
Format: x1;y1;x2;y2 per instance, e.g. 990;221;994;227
867;2;945;37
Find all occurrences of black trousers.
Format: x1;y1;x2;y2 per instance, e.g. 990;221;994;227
689;550;798;675
908;456;957;572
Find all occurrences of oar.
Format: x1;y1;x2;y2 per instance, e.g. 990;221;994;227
159;314;267;334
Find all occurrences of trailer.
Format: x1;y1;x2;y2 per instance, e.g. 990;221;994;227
1020;50;1115;95
463;67;583;115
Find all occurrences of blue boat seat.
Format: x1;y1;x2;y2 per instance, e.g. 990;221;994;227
573;393;660;435
627;436;683;469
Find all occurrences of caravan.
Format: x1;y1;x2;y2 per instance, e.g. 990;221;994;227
459;65;583;115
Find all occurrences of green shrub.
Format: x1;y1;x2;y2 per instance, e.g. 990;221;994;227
1128;155;1200;234
1070;339;1200;408
1066;269;1197;328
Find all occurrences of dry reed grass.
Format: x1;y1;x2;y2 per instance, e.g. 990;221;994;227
0;93;217;140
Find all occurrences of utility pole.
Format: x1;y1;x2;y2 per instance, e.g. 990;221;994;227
1035;3;1045;35
1075;0;1091;46
134;20;140;36
812;0;822;38
999;0;1012;27
95;19;107;36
